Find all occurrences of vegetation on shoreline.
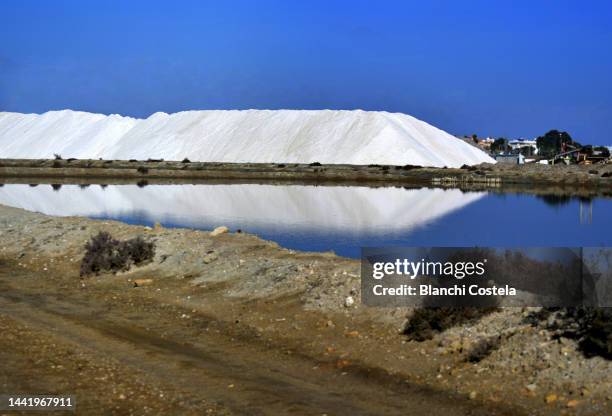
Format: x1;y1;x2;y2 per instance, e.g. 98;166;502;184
80;231;155;276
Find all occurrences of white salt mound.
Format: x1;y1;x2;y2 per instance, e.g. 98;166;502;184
0;109;495;167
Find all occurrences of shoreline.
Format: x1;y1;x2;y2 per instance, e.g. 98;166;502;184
1;158;611;190
1;176;610;200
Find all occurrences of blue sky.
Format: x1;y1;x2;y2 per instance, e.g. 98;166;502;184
1;0;611;144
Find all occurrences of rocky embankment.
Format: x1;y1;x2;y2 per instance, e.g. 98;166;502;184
0;204;611;414
0;158;611;191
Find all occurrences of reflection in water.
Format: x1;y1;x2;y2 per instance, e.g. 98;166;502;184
0;184;484;235
580;199;593;224
537;194;573;207
1;184;609;257
536;194;596;224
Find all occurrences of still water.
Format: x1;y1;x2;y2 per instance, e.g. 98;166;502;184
0;184;609;258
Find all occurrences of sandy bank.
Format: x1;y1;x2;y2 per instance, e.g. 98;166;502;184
0;205;610;414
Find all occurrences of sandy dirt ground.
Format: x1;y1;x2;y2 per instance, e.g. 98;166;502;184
0;204;610;415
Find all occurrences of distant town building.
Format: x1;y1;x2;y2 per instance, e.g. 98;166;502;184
495;153;525;165
508;139;538;155
475;137;494;151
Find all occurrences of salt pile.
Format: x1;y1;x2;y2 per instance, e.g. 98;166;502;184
0;109;494;167
0;110;138;159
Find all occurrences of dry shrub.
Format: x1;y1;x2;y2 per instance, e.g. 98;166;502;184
581;309;612;358
466;336;501;362
403;307;496;342
80;232;155;276
526;308;612;359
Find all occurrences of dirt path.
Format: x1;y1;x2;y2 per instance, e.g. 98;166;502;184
0;268;518;416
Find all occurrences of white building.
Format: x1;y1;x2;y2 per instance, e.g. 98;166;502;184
508;139;538;154
495;153;525;165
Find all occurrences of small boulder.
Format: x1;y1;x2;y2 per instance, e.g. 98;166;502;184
203;251;219;264
133;278;153;287
210;226;229;237
335;359;351;369
566;399;580;408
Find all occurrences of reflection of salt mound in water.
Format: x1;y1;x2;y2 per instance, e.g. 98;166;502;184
0;185;485;234
0;109;495;167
